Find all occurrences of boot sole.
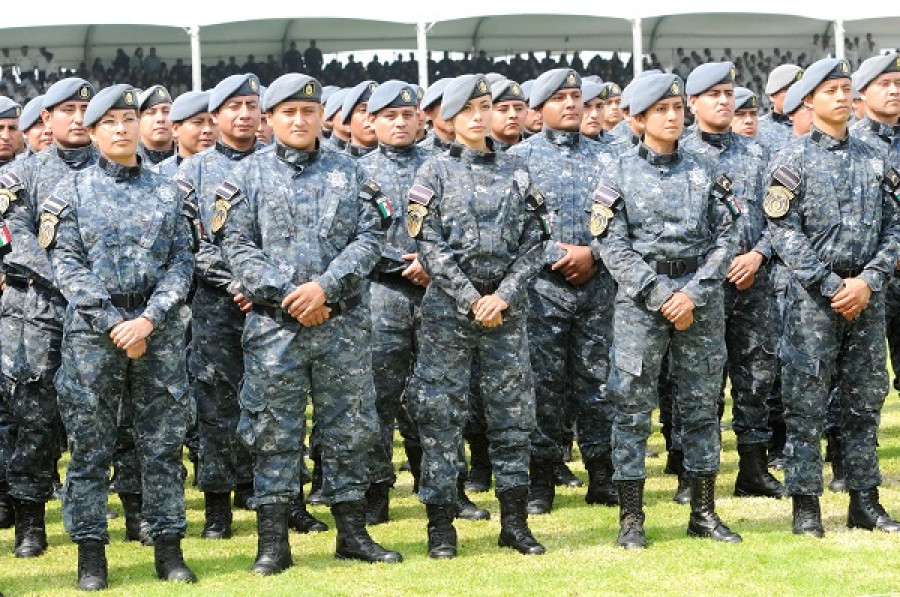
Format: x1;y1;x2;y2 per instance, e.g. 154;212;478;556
687;527;742;542
497;538;546;555
335;552;403;564
734;487;784;499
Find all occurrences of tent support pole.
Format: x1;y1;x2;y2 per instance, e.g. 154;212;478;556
834;19;845;60
416;22;429;89
189;25;201;91
631;18;643;77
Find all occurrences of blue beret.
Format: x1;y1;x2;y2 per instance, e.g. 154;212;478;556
765;64;804;95
733;87;759;111
169;91;210;122
321;85;340;105
42;77;94;110
324;88;348;121
0;96;21;120
491;79;526;104
208;73;261;112
520;80;535;103
629;74;685;116
853;52;900;92
263;73;322;111
139;85;172;111
790;58;851;103
422;78;452;111
686;62;736;96
582;81;607;103
441;74;491;121
84;84;139;128
367;80;418;113
782;81;806;116
19;95;44;130
529;68;581;108
341;80;378;124
602;82;622;99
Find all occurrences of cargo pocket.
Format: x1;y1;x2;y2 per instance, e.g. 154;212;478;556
779;342;819;377
613;349;642;377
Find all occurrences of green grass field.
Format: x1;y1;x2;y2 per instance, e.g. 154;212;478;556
5;398;900;597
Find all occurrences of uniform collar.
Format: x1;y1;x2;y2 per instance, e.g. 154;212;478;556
772;111;791;125
141;144;175;165
54;143;95;169
543;127;581;148
448;139;497;164
378;142;415;158
637;140;681;166
698;129;734;149
215;140;256;161
809;125;849;151
348;143;375;157
864;115;900;143
275;140;319;170
331;136;348;150
489;136;519;152
98;154;142;181
430;132;452;150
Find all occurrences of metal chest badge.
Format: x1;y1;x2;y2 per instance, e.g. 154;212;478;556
0;188;15;215
763;186;792;218
211;199;231;233
38;213;59;249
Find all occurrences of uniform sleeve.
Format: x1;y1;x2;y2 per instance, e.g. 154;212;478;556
494;175;547;308
413;160;482;315
2;163;55;286
859;162;900;293
47;187;123;334
176;163;233;289
315;165;385;302
749;146;773;260
142;203;195;326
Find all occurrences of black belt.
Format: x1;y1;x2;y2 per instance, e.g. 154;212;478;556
371;270;413;286
832;266;863;279
254;293;363;320
110;292;148;310
471;279;501;295
651;257;699;278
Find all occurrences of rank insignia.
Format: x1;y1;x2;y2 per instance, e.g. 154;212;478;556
407;203;428;239
401;89;412;102
477;80;488;94
211;199;231;233
250;78;259;92
304;83;315;97
38;213;59;249
763;186;793;218
590;202;614;236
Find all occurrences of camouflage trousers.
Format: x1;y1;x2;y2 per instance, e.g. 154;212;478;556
238;305;378;508
885;274;900;392
190;285;252;493
780;279;888;495
56;310;190;543
411;287;535;506
368;279;424;485
609;290;726;481
527;269;615;463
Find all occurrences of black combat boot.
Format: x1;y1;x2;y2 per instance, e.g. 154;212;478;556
497;486;545;555
584;452;618;506
13;498;48;557
119;492;152;545
734;443;785;498
201;492;232;539
404;443;423;493
848;488;900;532
792;494;824;537
233;482;253;510
306;454;326;505
553;460;584;488
332;500;402;563
686;476;742;542
668;450;690;504
251;503;293;575
365;482;391;526
0;482;13;528
826;431;846;493
77;539;108;591
426;503;457;559
526;459;555;515
289;490;328;533
616;480;647;549
465;435;492;493
154;534;197;583
456;477;490;521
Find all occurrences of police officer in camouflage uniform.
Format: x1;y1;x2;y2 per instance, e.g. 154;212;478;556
322;88;349;152
0;78;98;559
419;79;454;154
409;74;547;559
47;84;196;590
137;85;175;166
342;80;378;158
592;73;743;549
507;68;619;514
756;64;804;151
765;58;900;537
176;74;260;539
154;91;216;178
0;97;21;168
219;73;401;574
682;62;784;499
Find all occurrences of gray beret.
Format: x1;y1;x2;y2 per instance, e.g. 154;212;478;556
782;81;806;116
765;64;804;95
263;73;322;111
853;52;900;92
485;72;506;86
790;58;851;103
686;62;736;96
208;73;261;112
341;80;378;124
582;81;607;103
139;85;172;112
440;74;491;121
324;88;348;121
321;85;340;105
583;75;603;84
42;77;94;110
84;84;139;128
367;80;418;114
733;87;759;111
629;74;685;116
529;68;581;108
410;84;424;103
422;78;452;111
0;96;21;120
520;80;535;104
169;91;210;123
491;79;526;104
620;70;662;111
602;82;622;99
19;95;44;130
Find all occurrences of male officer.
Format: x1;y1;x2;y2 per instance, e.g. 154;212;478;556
220;73;402;573
322;88;350;151
757;64;804;150
138;85;175;165
601;82;623;134
490;79;526;151
419;78;454;153
155;91;217;177
0;97;20;168
766;58;900;537
342;80;378;157
732;87;760;138
581;81;610;143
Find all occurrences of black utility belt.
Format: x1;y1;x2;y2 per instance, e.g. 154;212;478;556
254;293;362;320
371;270;413;286
110;292;149;310
831;266;864;279
470;279;501;296
650;257;699;278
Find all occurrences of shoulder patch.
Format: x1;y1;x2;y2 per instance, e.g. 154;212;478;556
524;189;546;210
772;165;801;192
884;167;900;205
360;180;392;229
214;180;240;201
593;185;622;208
0;171;23;192
41;196;69;216
175;176;195;197
37;196;68;250
711;175;741;217
408;183;434;206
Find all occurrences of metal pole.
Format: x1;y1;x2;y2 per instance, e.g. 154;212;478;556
632;18;643;78
189;25;201;91
416;22;429;89
834;19;845;60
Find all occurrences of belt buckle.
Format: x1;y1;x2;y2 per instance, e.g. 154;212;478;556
669;259;687;278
